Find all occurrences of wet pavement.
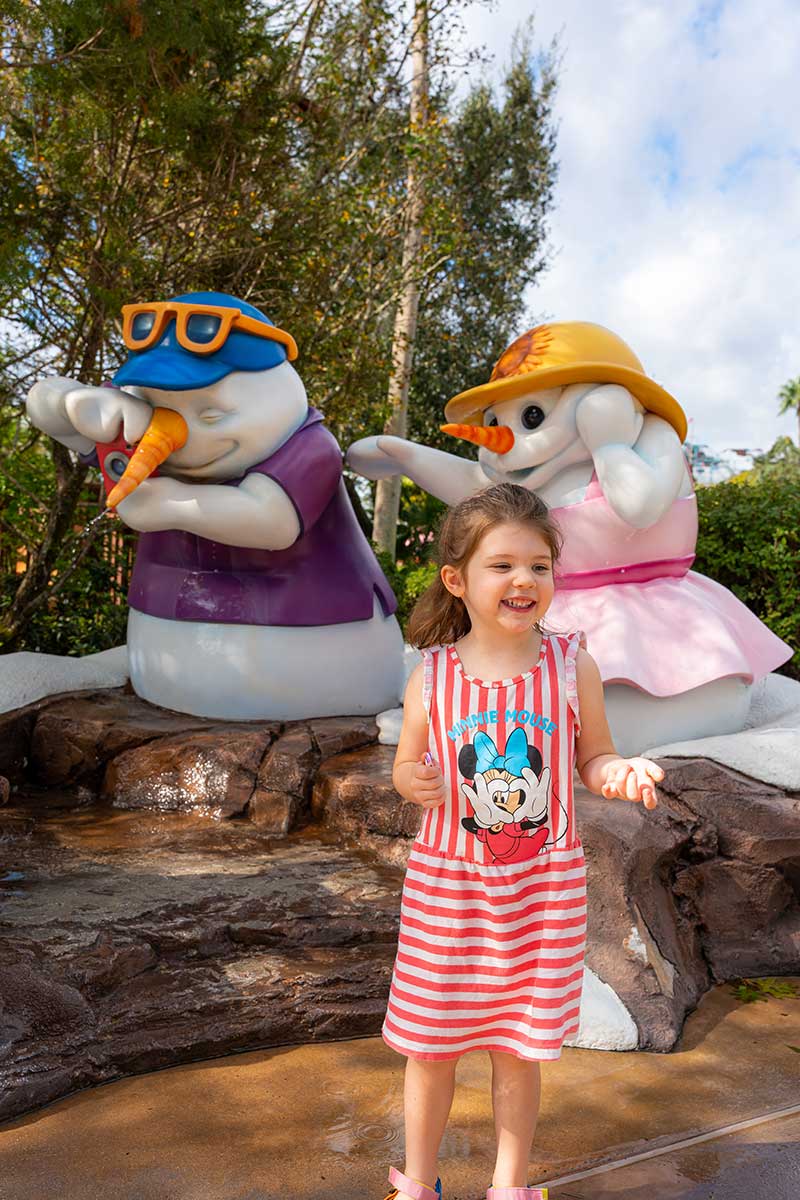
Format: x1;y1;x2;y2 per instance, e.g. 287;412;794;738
548;1109;800;1197
1;972;798;1199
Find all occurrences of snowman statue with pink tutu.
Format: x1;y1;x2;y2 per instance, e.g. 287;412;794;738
347;322;793;755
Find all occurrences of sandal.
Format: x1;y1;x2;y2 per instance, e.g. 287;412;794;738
383;1167;443;1200
486;1189;548;1199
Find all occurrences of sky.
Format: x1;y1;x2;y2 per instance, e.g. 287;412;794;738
460;0;800;461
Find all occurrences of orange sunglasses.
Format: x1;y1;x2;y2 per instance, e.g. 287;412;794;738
121;301;299;360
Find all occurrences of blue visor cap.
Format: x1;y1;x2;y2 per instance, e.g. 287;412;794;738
113;291;289;391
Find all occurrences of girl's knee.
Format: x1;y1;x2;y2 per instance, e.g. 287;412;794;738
407;1053;459;1072
489;1050;541;1071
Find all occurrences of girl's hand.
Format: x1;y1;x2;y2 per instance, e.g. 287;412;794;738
601;756;664;810
411;757;447;808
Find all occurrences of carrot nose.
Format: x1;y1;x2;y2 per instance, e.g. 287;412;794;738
106;407;189;508
440;422;515;455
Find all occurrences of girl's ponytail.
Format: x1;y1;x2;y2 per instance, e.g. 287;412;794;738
406;574;470;648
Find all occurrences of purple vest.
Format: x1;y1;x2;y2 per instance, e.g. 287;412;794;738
126;409;397;627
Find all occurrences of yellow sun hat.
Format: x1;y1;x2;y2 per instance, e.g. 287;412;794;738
444;321;687;442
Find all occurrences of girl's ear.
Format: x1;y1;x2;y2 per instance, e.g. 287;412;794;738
440;564;464;597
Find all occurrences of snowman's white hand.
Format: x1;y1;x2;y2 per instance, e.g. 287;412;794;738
26;377;94;455
115;475;186;532
575;385;643;455
346;435;403;479
64;385;151;446
27;376;152;452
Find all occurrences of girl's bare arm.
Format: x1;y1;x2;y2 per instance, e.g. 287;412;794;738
392;663;446;809
574;649;663;809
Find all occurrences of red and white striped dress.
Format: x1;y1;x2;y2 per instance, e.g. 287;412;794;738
382;631;587;1061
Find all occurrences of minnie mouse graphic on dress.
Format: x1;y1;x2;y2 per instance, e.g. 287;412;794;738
458;727;569;865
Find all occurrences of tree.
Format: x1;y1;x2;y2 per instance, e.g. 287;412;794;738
367;26;560;559
409;30;558;458
372;0;429;556
777;376;800;448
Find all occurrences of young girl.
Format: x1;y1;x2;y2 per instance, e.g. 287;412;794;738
380;482;664;1200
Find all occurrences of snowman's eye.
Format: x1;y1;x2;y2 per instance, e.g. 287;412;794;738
199;408;226;423
521;405;545;430
486;413;498;427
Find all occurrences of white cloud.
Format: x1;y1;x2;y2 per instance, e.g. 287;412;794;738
461;0;800;452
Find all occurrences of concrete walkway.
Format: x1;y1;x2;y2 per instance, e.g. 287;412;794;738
1;977;798;1199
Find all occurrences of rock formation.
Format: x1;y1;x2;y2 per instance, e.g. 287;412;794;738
0;688;797;1123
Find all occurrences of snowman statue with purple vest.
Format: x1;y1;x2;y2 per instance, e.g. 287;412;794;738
26;292;404;720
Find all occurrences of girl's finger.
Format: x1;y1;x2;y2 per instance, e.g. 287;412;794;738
641;784;658;810
422;794;445;808
603;766;625;799
625;769;639;800
645;762;665;781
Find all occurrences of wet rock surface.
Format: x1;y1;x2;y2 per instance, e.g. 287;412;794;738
1;689;799;1123
0;799;401;1123
5;687;377;825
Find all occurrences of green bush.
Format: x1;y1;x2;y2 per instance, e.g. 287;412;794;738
7;554;130;657
374;549;438;634
694;438;799;680
0;438;135;656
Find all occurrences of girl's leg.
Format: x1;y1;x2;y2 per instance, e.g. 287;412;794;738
488;1051;542;1188
395;1055;459;1199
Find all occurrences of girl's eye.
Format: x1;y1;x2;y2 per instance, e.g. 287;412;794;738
521;405;545;430
534;565;550;573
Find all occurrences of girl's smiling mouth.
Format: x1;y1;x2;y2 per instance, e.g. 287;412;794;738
502;597;535;610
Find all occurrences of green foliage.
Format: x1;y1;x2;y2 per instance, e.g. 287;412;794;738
397;481;445;563
0;424;136;653
729;977;798;1004
0;0;411;421
777;375;800;417
19;551;130;656
694;438;800;680
364;477;441;628
373;546;438;633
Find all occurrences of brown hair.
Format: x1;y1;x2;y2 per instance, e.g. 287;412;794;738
407;482;563;649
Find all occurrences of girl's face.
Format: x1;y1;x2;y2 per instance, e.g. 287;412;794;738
442;521;555;636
